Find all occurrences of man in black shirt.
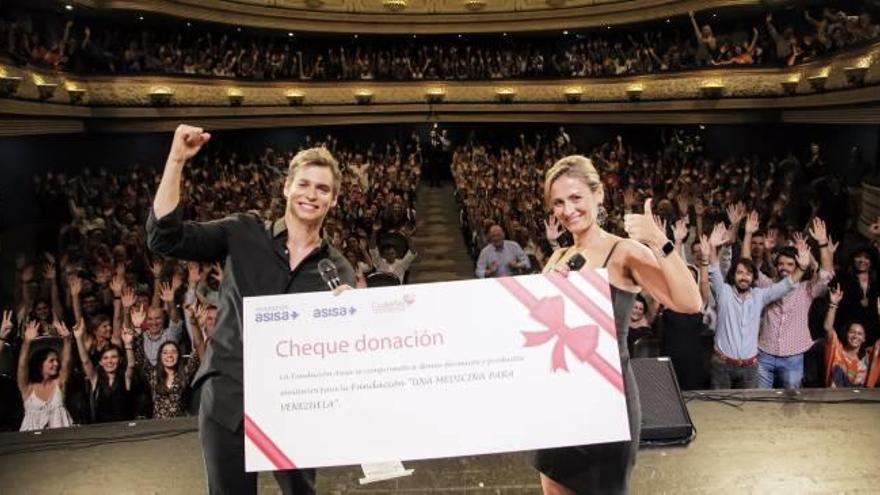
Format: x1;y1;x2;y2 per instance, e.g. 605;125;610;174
147;125;354;495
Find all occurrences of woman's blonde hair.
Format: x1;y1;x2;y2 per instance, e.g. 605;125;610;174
543;155;602;206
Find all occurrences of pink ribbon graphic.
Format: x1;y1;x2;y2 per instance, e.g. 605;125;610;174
498;276;624;393
546;272;616;337
244;414;297;470
521;295;598;372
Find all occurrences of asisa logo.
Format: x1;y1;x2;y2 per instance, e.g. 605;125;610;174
312;306;357;319
254;310;299;323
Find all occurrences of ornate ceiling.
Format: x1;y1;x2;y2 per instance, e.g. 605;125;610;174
69;0;761;34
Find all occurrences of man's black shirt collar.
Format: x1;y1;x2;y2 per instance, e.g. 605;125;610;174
268;216;331;274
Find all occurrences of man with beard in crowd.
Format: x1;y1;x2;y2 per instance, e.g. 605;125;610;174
700;221;805;389
742;216;835;389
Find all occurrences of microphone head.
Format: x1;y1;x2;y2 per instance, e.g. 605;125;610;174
317;259;339;285
567;253;586;271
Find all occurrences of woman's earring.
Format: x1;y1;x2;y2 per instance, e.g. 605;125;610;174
597;205;608;226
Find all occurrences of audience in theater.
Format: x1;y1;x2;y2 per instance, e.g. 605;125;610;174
2;5;877;80
2;121;878;432
453;126;877;392
1;133;422;430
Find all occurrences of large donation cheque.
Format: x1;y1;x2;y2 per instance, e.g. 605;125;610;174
242;270;630;472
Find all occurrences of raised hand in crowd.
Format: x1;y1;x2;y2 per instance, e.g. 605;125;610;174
187;261;201;287
20;263;35;285
211;262;224;285
744;210;760;236
131;304;147;333
121;327;135;347
764;227;778;252
726;201;746;228
150;259;164;280
1;310;14;342
676;195;690;216
622;189;637;212
110;274;125;298
652;214;668;237
808;217;829;246
68;274;82;297
707;222;728;259
42;260;56;282
791;231;810;255
121;286;136;309
23;320;40;342
699;234;712;262
72;319;86;342
672;218;688;251
740;210;761;260
52;320;71;338
159;282;176;304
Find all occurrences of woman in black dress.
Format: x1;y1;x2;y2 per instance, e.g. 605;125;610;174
73;319;135;423
537;156;702;494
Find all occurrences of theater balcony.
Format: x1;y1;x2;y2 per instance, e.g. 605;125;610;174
64;0;763;35
1;40;879;135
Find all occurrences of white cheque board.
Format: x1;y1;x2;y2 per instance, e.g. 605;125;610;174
243;271;629;471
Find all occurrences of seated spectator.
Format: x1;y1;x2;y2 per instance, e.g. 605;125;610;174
17;320;74;431
475;224;530;278
824;286;880;387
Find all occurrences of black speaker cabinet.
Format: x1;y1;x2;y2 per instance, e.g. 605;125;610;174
632;357;695;445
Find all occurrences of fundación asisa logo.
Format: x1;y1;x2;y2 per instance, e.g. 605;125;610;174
372;293;416;314
253;305;299;323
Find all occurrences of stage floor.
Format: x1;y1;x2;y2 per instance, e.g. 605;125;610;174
0;389;877;494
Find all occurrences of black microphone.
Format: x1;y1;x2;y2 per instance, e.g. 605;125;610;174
567;253;586;271
317;259;341;290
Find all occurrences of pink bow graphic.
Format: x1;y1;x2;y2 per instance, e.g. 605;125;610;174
522;296;598;372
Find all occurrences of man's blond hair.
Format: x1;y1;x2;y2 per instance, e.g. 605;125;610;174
286;147;341;195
